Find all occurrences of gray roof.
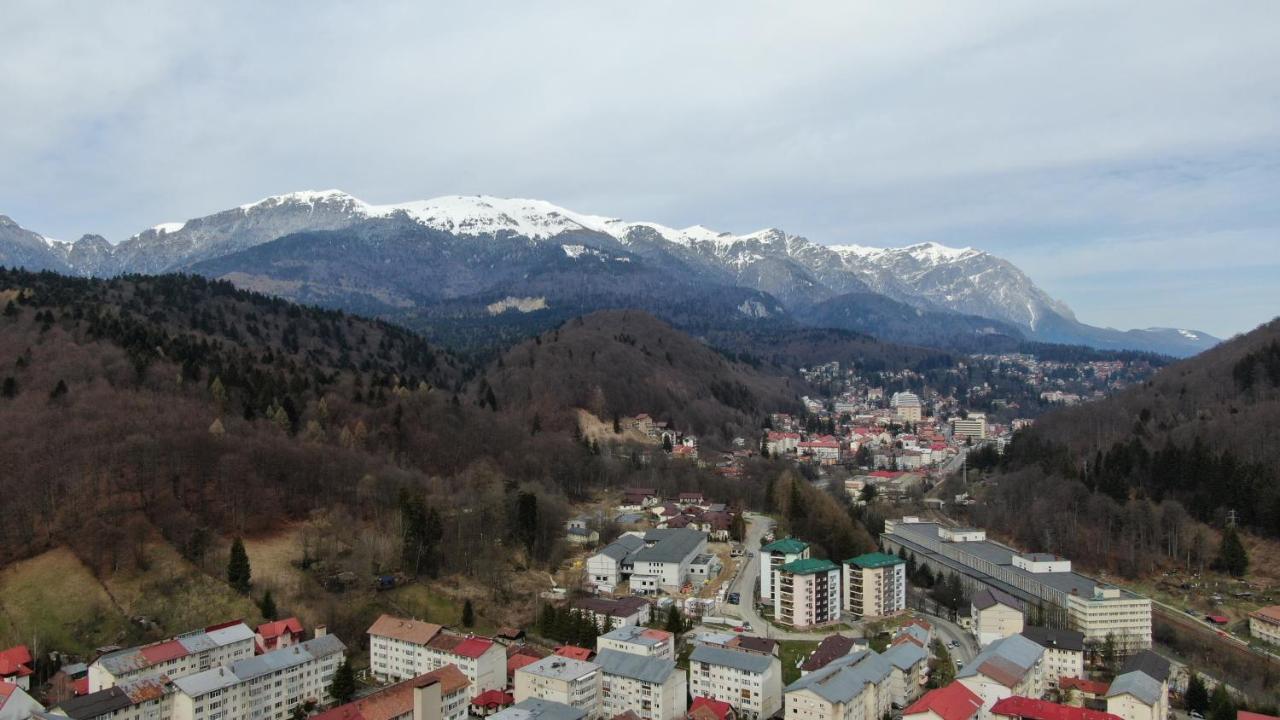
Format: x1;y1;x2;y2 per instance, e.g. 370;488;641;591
785;651;892;703
54;688;132;720
972;588;1024;611
517;656;600;681
1107;671;1163;705
690;645;774;674
175;634;345;697
595;649;676;684
599;626;667;647
1120;650;1171;683
631;528;706;564
956;634;1043;686
1020;626;1085;653
596;534;646;561
897;625;930;646
94;623;255;676
492;699;587;720
882;642;928;671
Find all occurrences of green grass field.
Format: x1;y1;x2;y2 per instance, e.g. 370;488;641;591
778;639;820;684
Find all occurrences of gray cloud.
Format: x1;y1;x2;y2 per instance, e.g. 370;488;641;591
3;0;1277;336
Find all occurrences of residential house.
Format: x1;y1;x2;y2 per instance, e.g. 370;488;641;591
783;651;894;720
1105;653;1169;720
256;618;305;654
759;538;810;605
0;648;33;691
472;690;516;717
46;663;90;705
990;697;1121;720
687;644;781;720
1248;606;1280;647
971;590;1025;647
514;656;601;719
724;637;778;658
596;650;686;720
956;635;1046;720
687;697;736;720
799;636;862;676
1018;628;1084;688
843;553;906;620
567;520;601;547
765;432;800;456
1059;678;1110;706
491;699;586;720
0;682;42;720
88;621;257;692
572;598;652;630
308;665;471;720
170;634;346;720
596;627;674;661
556;648;595;663
902;682;984;720
622;489;659;509
774;559;842;629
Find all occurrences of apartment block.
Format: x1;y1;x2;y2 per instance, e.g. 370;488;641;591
758;538;809;605
843;552;906;620
595;627;674;661
595;650;686;720
367;615;504;695
89;622;257;692
514;656;601;719
1249;606;1280;647
775;559;841;629
687;644;781;720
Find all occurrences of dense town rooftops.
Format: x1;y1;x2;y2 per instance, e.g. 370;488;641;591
957;635;1043;688
173;635;345;697
311;666;469;720
631;529;705;564
517;656;599;681
990;696;1122;720
599;626;671;647
801;636;858;672
1119;650;1170;683
973;588;1025;611
1105;672;1162;706
492;699;586;720
846;552;904;569
785;651;892;704
1020;627;1084;653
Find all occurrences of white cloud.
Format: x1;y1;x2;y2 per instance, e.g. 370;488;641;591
2;0;1278;335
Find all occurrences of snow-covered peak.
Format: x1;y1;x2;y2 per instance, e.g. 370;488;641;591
902;241;977;263
367;195;617;240
152;222;186;234
39;234;69;248
239;189;358;211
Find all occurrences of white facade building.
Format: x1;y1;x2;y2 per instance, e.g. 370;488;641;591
688;644;781;720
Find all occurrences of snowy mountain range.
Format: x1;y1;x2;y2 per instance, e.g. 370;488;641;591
0;191;1219;356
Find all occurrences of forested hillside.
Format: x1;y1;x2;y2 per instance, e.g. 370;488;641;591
481;310;805;443
972;317;1280;577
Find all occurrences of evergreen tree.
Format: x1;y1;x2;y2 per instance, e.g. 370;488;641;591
1;377;15;398
1214;526;1249;577
49;379;68;400
1208;683;1234;720
227;537;252;594
259;589;278;621
328;659;356;704
462;599;475;628
1185;672;1209;715
730;513;747;543
516;492;539;553
664;605;685;634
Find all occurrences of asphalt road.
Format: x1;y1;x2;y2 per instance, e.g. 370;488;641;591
921;611;978;667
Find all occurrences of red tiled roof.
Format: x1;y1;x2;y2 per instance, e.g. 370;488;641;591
453;637;495;659
689;696;734;720
139;640;188;664
368;615;444;646
73;677;89;696
903;682;983;720
1249;606;1280;624
0;646;32;678
555;646;593;661
1060;677;1110;696
313;666;469;720
991;696;1123;720
258;617;304;640
507;654;540;677
1239;712;1280;720
472;690;514;708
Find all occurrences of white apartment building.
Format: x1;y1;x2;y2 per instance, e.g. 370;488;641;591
784;651;894;720
89;622;257;692
687;644;781;720
366;615;504;695
843;553;906;620
514;656;601;719
971;589;1024;647
587;530;707;594
1019;627;1085;687
758;538;809;604
48;677;173;720
1249;606;1280;646
882;518;1152;654
171;634;346;720
595;626;674;661
955;635;1045;720
309;665;471;720
774;559;841;629
595;650;686;720
890;393;922;423
950;414;987;440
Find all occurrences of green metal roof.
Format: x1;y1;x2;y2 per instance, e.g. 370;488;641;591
845;552;905;569
780;558;839;575
762;537;809;554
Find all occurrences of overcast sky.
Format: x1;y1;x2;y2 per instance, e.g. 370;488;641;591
3;1;1277;337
